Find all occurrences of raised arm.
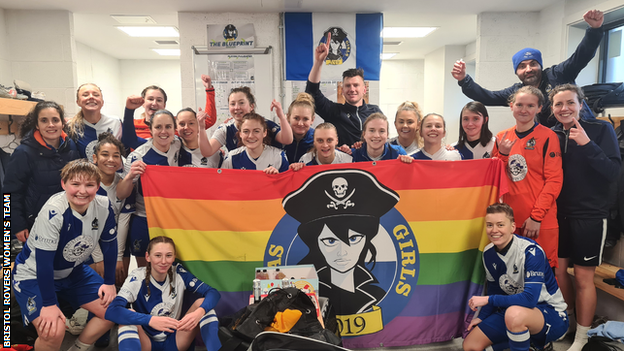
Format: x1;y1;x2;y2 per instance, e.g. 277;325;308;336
196;108;218;157
202;74;217;129
271;100;294;145
553;10;604;82
308;32;330;84
121;96;147;150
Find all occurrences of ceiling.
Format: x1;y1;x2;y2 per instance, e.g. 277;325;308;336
0;0;562;61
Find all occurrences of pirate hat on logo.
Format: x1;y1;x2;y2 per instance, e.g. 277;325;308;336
324;27;347;43
283;169;399;228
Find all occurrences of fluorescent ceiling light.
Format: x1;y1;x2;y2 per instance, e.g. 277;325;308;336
381;53;397;60
117;26;179;37
110;15;156;24
152;49;180;56
382;27;437;38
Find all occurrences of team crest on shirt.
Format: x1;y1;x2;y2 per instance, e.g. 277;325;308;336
201;157;208;166
86;140;98;161
525;138;536;150
265;169;419;336
152;302;175;317
513;264;519;274
508;154;528;182
27;295;37;315
499;273;523;295
91;218;99;230
63;236;95;262
483;151;491;159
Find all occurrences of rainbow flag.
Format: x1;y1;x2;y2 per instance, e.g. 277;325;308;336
142;159;507;348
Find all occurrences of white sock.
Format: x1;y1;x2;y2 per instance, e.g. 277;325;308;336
67;339;93;351
566;324;590;351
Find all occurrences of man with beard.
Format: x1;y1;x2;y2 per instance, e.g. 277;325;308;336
451;10;604;127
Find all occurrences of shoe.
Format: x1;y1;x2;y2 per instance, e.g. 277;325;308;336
31;91;46;100
65;315;85;336
530;342;553;351
0;84;12;99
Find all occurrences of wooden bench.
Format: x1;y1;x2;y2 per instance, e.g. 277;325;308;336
567;263;624;301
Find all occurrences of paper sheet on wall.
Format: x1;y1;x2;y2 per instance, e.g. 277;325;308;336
194;54;255;136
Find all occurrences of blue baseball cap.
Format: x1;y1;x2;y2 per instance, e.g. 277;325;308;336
512;48;543;73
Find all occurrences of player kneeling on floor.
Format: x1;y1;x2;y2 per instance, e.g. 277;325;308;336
463;203;568;351
105;236;221;351
12;159;118;351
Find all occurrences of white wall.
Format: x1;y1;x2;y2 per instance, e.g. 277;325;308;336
75;42;182;120
0;8;11;83
421;45;471;142
76;41;123;119
5;10;77;115
424;46;445;116
443;45;471;143
379;59;425;138
119;59;182;119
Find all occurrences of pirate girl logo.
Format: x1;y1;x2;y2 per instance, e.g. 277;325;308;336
320;27;351;65
265;169;419;336
223;24;238;41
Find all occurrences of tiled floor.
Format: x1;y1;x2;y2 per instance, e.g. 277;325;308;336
58;321;574;351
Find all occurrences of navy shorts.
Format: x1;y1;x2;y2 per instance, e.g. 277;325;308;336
13;264;103;326
478;305;568;349
558;216;606;266
150;331;179;351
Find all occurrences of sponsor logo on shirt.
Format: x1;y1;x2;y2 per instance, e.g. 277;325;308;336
526;270;544;278
34;235;57;245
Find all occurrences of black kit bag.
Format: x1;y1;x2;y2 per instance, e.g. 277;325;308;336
581;336;624;351
220;287;340;351
582;83;624;114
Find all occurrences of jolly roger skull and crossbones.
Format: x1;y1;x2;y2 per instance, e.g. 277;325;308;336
325;177;356;210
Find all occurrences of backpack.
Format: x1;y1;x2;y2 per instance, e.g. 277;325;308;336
582;83;624;114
